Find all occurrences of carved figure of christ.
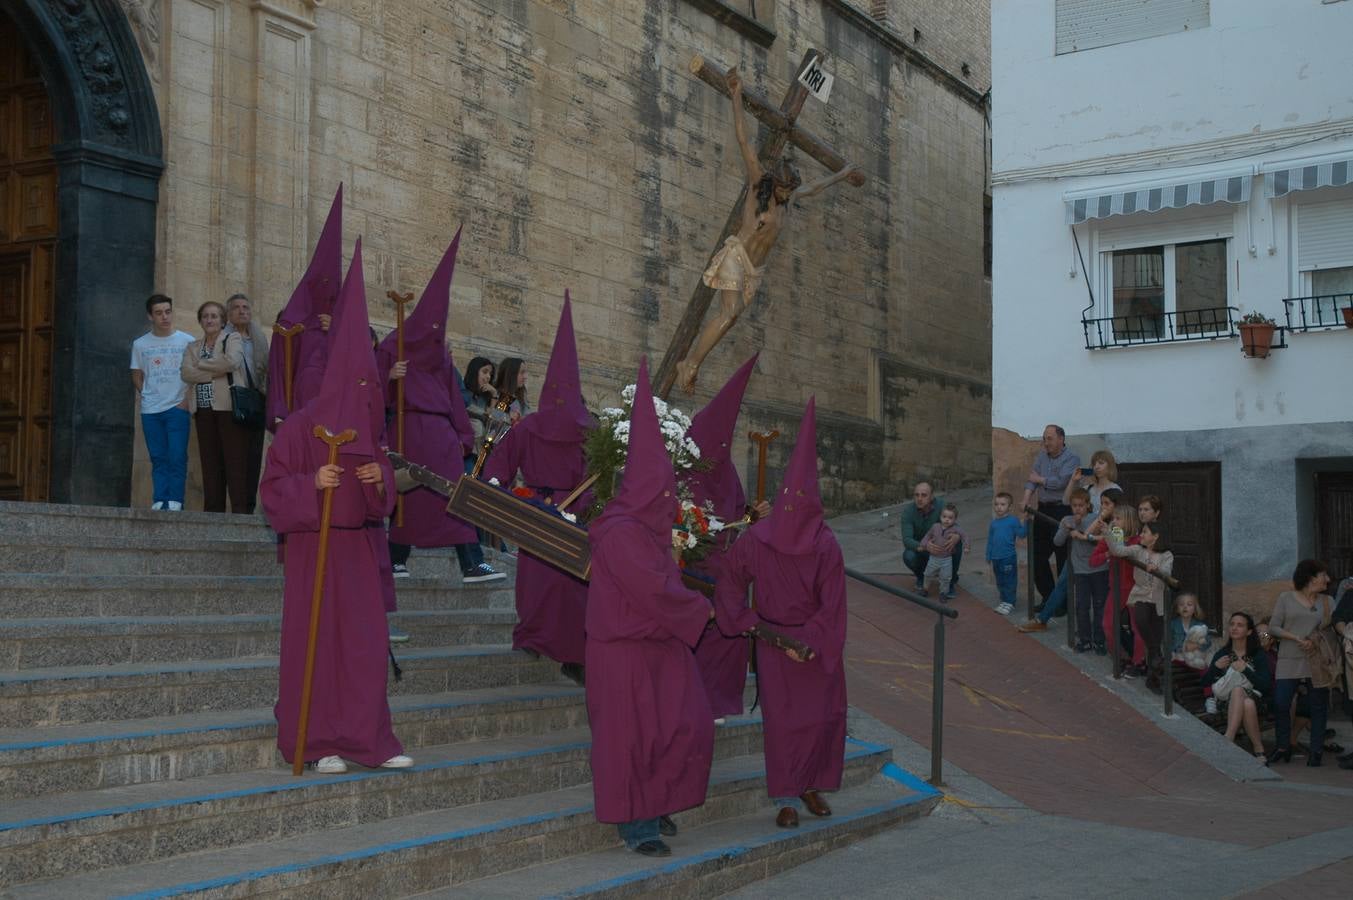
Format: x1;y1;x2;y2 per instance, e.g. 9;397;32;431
672;66;859;395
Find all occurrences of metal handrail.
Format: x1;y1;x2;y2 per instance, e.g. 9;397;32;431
845;567;956;786
1081;305;1238;350
1282;293;1353;332
1024;507;1184;715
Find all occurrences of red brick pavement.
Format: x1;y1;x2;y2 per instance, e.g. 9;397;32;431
1236;857;1353;898
844;576;1351;845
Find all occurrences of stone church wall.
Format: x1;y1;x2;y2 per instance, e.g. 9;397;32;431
127;0;991;512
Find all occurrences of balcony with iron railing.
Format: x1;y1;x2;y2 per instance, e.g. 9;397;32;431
1081;306;1238;350
1283;293;1353;332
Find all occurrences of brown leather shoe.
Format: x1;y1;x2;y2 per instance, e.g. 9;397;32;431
1017;620;1048;633
800;790;832;817
776;806;799;828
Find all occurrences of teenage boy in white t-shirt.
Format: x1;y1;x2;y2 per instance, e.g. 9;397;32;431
130;294;194;510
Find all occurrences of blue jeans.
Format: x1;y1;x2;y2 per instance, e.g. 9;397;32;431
1073;571;1110;647
1274;678;1329;753
1036;565;1070;623
141;407;190;505
905;546;962;591
990;556;1018;605
617;817;659;849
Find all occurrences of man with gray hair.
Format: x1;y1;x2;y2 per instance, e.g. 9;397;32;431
900;481;961;597
1020;424;1081;606
223;293;269;512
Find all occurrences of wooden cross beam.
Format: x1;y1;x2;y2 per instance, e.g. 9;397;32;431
653;49;867;400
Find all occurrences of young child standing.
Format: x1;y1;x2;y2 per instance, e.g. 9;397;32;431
986;492;1026;615
1109;521;1175;693
921;504;969;600
1055;488;1111;654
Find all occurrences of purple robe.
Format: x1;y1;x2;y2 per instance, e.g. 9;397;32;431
715;525;847;798
261;408;403;766
586;515;715;823
686;465;749;718
481;423;589;664
377;348;476;547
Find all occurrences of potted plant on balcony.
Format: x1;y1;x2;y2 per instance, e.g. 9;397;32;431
1238;310;1277;358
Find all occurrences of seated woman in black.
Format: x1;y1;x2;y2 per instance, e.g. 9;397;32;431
1201;611;1270;760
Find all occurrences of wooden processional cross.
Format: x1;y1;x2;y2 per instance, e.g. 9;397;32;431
653;49;867;401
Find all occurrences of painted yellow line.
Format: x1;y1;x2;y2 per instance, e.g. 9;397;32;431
853;657;966;670
954;723;1087;742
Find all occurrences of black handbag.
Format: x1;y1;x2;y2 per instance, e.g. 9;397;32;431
225;334;266;430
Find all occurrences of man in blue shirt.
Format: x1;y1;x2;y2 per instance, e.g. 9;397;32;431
1019;425;1081;606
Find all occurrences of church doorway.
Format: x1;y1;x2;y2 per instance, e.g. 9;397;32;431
0;12;56;501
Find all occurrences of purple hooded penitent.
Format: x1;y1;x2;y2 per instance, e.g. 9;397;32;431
714;396;847;799
269;185;344;431
481;292;592;663
584;358;714;824
684;353;758;718
377;229;476;548
261;238;403;768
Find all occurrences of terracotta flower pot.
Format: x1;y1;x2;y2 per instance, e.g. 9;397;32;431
1342;306;1353;329
1239;322;1275;358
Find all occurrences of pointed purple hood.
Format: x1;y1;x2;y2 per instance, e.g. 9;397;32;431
305;238;383;459
379;227;461;371
593;358;678;538
686;353;757;467
751;396;823;555
278;185;343;328
522;291;592;443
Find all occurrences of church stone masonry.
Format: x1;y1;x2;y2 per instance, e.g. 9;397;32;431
7;0;993;510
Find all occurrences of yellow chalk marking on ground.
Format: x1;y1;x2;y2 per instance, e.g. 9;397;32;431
951;680;1024;713
854;657;966;670
955;723;1087;742
961;685;984;708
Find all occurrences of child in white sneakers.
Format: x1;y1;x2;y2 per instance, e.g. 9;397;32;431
922;504;970;600
986;492;1025;615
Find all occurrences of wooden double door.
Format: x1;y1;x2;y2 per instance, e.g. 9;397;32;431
1316;472;1353;584
0;15;57;502
1117;462;1223;630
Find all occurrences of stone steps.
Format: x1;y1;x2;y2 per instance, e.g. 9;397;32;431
4;741;902;898
0;501;274;542
0;609;518;670
0;646;563;728
0;684;588;802
0;574;513;617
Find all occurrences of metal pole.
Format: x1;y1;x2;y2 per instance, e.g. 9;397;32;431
1066;568;1076;650
1025;516;1036;622
1162;584;1174;716
1111;561;1123;679
931;612;945;786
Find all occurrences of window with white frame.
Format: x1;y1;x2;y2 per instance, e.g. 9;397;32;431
1295;197;1353;298
1098;226;1233;343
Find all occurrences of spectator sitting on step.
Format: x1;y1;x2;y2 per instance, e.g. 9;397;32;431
920;504;969;600
1201;612;1269;759
901;482;961;596
1171;592;1213;671
986;491;1026;616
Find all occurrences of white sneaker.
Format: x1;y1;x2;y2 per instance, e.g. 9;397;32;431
380;755;414;769
314;755;347;774
391;563;410;578
1205;697;1218;715
996;602;1013;616
151;501;165;511
714;717;726;725
166;501;183;511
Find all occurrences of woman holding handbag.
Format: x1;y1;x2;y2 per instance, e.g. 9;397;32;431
1201;612;1269;760
1266;560;1336;766
180;301;252;513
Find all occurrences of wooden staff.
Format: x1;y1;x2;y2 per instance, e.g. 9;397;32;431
748;430;780;504
272;323;305;413
387;291;413;527
293;425;358;776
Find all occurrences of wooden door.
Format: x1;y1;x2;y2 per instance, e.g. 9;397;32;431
1315;472;1353;583
0;16;57;501
1117;462;1223;629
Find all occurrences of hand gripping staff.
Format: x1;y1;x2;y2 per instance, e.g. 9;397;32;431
292;425;358;776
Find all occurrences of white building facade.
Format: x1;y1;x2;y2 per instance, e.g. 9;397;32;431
991;0;1353;597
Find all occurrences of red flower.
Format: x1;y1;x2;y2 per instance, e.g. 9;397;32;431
511;486;535;499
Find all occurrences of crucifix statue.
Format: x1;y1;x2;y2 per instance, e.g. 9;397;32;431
656;51;866;398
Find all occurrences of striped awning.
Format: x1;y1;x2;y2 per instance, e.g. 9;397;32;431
1065;171;1251;225
1264;155;1353;198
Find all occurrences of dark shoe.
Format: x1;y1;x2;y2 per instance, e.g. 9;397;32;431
1074;640;1091;653
1324;728;1337;740
658;815;677;837
1266;747;1293;765
1339;755;1353;770
1325;742;1344;756
776;807;799;828
1093;644;1108;657
1307;754;1323;768
560;663;585;686
521;648;541;659
462;563;506;584
1337;747;1353;763
632;839;671;857
800;790;832;817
